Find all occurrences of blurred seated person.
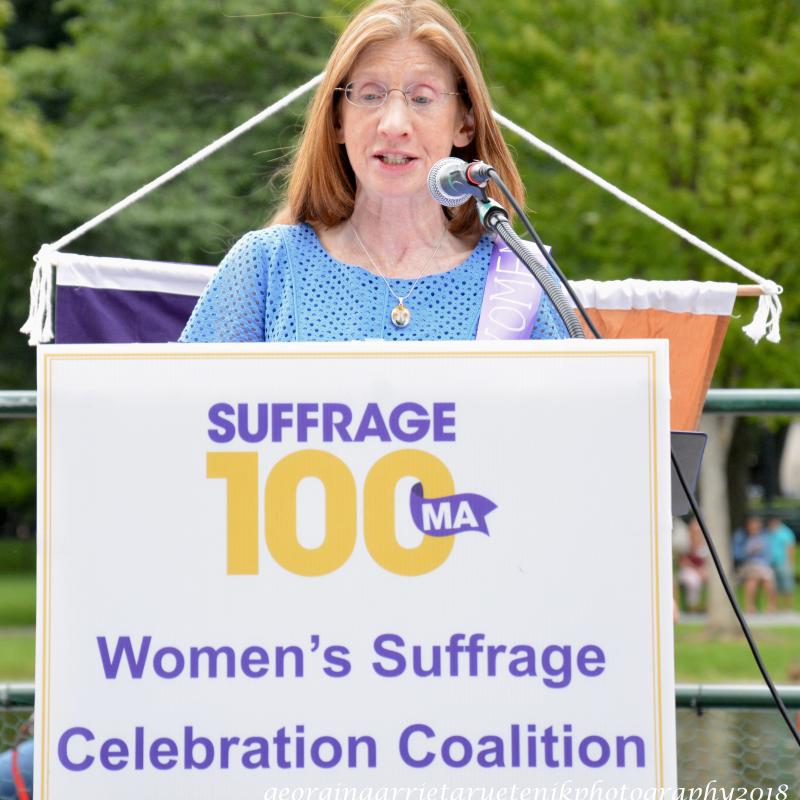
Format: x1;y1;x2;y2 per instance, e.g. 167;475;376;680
676;517;708;612
732;514;776;613
179;0;569;344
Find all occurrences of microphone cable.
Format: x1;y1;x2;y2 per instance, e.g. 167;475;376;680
483;164;800;749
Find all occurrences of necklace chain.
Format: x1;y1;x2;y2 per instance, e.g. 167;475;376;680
349;221;448;308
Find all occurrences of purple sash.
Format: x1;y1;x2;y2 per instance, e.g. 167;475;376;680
476;240;545;340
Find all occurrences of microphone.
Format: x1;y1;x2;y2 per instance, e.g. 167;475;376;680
428;158;494;207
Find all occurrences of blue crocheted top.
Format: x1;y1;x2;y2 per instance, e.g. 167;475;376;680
179;223;568;342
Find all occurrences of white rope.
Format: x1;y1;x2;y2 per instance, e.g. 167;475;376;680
20;71;324;344
493;110;783;344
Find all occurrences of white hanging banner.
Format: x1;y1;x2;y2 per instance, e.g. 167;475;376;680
35;340;675;798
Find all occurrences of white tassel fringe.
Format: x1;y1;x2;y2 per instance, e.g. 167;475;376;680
742;280;782;344
20;244;56;346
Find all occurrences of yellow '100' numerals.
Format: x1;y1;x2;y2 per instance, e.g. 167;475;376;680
206;449;455;577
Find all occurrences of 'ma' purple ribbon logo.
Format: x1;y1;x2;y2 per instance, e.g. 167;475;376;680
409;483;497;537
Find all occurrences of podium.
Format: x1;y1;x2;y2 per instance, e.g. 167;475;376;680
35;340;676;797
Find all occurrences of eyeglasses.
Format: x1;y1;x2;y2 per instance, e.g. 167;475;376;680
335;80;461;113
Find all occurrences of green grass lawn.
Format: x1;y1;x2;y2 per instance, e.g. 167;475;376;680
674;624;800;684
0;573;36;681
0;573;35;627
0;629;34;681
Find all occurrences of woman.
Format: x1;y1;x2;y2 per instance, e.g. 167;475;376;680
180;0;569;343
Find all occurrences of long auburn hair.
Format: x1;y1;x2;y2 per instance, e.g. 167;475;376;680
272;0;524;237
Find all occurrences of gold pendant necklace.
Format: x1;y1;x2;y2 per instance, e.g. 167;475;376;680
350;221;448;328
390;301;411;328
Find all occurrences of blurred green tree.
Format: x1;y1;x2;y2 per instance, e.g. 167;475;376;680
0;0;50;535
11;0;339;265
463;0;798;385
6;0;74;50
0;0;50;388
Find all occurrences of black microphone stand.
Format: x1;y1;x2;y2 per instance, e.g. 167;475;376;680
473;192;586;340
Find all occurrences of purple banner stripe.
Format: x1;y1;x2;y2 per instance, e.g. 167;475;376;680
55;286;197;343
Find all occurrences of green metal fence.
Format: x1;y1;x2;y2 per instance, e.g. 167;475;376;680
0;684;32;752
675;686;800;787
0;391;35;419
4;387;800;418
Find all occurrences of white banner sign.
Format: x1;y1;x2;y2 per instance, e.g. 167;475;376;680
35;340;675;799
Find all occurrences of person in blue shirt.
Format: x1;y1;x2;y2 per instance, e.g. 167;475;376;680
766;515;796;611
732;515;777;613
180;0;569;344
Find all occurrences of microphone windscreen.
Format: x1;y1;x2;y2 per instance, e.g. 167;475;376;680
427;158;470;207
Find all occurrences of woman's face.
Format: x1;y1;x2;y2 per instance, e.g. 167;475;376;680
336;39;474;205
